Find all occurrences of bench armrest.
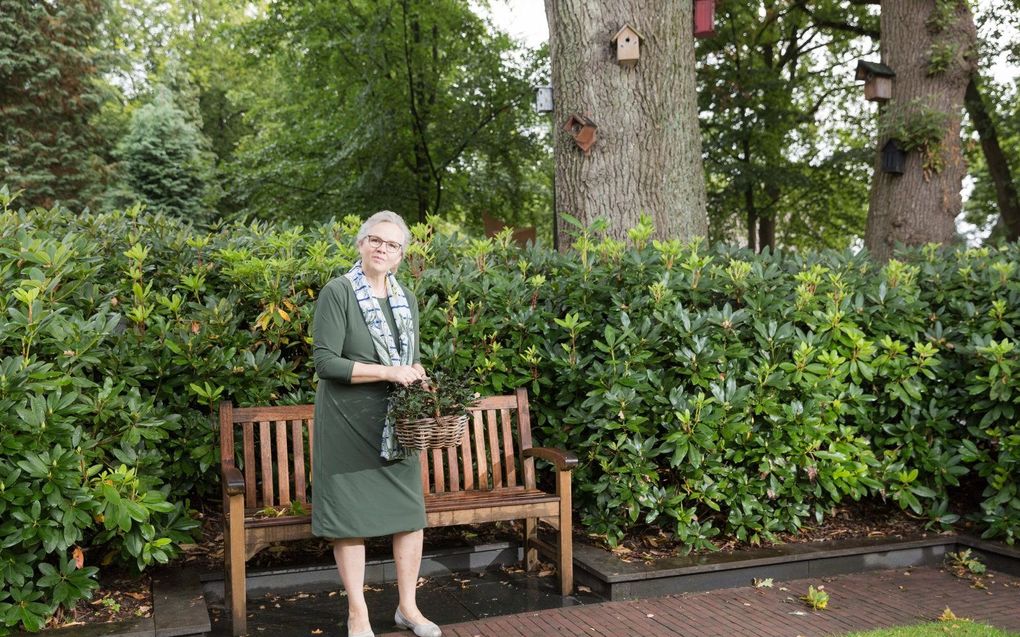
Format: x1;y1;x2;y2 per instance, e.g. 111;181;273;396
523;447;578;472
222;466;245;496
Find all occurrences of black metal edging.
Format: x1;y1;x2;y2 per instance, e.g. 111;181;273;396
571;534;1020;602
959;534;1020;577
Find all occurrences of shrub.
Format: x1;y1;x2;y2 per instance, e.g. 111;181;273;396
0;191;199;634
1;187;1018;632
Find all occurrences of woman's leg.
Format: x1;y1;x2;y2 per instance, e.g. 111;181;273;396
392;529;431;623
333;538;372;634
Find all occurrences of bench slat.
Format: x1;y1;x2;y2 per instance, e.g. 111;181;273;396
275;421;290;506
500;408;516;487
486;409;502;489
473;394;517;410
243;424;256;508
472;410;488;490
460;422;474;490
259;421;274;507
445;445;460;492
292;420;307;505
517;389;537;489
426;501;559;527
430;447;445;493
233;405;314;422
425;486;545;504
307;419;314;477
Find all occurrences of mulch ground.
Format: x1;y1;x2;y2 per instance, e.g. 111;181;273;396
47;571;151;629
48;497;972;630
599;498;952;564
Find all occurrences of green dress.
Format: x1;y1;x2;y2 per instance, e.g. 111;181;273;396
310;276;426;539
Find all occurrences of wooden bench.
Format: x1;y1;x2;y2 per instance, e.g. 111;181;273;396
219;387;577;636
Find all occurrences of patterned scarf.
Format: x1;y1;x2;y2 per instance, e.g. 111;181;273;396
344;260;417;460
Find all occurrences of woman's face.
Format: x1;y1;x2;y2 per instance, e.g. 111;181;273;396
358;221;405;276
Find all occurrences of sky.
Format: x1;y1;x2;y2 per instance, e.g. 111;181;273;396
485;0;547;48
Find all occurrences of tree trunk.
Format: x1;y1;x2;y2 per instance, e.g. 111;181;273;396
544;0;708;248
743;140;756;251
965;75;1020;243
864;0;977;262
759;216;776;252
746;204;758;252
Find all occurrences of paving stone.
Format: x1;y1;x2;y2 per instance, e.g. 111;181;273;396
152;567;211;637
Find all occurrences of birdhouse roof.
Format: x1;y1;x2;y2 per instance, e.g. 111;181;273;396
882;138;903;151
855;60;895;80
562;113;597;132
611;24;644;44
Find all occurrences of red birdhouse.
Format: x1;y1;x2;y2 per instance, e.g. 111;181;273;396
694;0;716;38
562;113;598;154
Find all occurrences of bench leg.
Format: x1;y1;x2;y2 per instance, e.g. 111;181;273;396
224;494;248;636
557;471;573;596
523;517;539;571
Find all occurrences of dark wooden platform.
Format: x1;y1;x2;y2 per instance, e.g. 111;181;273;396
378;566;1020;637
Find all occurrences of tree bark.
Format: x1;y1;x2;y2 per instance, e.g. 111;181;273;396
964;75;1020;243
864;0;977;262
545;0;708;248
746;192;758;252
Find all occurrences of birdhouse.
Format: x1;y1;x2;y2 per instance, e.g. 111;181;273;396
535;86;554;113
694;0;716;38
882;139;906;175
855;60;896;102
611;24;643;67
562;113;598;154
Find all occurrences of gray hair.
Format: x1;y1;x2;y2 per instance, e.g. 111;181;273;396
355;210;412;250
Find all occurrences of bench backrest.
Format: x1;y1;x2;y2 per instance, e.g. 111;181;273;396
420;388;537;496
219;403;315;511
219;387;538;512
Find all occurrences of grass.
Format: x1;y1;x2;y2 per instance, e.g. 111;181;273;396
845;620;1020;637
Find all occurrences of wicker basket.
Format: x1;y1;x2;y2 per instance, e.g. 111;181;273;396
395;414;468;450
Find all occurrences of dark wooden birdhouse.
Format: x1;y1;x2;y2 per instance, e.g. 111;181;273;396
855;60;896;102
694;0;716;38
882;139;906;175
611;24;643;67
562;113;598;154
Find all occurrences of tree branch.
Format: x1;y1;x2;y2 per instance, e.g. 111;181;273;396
965;74;1020;242
792;0;880;39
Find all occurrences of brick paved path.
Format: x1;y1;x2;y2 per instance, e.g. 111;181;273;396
381;567;1020;637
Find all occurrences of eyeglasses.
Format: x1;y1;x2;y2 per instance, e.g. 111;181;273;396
364;234;403;254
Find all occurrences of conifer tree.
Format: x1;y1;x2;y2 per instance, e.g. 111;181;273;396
114;88;207;220
0;0;107;209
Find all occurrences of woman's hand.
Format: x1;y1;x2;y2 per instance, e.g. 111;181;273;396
387;365;428;386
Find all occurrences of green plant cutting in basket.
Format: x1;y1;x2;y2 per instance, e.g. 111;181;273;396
389;370;479;422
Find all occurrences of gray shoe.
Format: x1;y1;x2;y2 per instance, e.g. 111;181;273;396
394;608;442;637
348;626;374;637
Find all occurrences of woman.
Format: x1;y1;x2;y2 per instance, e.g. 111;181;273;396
311;211;441;637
